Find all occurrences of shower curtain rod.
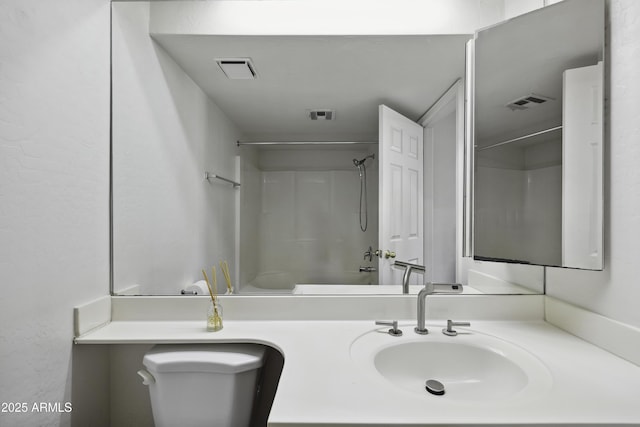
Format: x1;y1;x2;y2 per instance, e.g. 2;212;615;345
476;125;563;151
237;140;377;146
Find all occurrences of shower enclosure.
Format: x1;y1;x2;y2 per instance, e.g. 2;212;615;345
238;144;379;293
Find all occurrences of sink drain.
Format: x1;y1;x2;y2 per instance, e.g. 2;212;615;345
425;379;445;396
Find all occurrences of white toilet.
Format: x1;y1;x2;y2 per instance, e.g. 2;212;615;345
138;344;266;427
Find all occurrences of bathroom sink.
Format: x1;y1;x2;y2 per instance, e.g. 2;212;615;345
350;325;552;402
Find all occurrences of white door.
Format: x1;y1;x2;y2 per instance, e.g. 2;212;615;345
562;62;603;269
378;105;424;286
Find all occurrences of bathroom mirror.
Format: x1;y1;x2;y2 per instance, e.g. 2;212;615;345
471;0;604;270
111;0;545;296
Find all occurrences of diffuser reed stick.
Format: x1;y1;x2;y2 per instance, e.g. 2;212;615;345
211;266;218;299
201;269;217;304
220;261;233;294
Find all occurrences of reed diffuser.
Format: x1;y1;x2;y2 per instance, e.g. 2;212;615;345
220;260;234;294
202;268;223;331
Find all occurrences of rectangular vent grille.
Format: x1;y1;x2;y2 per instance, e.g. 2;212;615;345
309;109;335;120
215;58;257;80
506;93;554;111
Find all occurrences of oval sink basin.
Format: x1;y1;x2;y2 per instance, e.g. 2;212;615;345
351;326;552;402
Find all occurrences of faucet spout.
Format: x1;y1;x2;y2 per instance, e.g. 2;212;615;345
415;282;463;335
393;261;426;294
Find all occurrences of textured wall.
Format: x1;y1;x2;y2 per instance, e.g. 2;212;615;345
546;0;640;328
0;0;110;426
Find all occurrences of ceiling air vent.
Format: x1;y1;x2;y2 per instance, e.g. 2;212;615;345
308;109;335;121
215;58;258;80
506;93;554;111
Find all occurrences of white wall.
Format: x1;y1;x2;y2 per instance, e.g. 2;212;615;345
0;1;110;426
112;2;242;295
546;0;640;329
503;0;564;21
150;0;505;36
474;166;526;260
523;165;562;264
474;137;562;265
503;0;545;20
239;148;262;291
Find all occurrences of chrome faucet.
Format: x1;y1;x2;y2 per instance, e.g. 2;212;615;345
415;282;464;335
363;246;374;262
393;261;426;294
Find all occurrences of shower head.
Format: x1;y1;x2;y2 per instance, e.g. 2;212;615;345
353;153;375;167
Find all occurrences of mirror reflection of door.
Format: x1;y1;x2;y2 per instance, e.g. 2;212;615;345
378;105;424;286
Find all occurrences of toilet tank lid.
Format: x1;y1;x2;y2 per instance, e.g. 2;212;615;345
143;344;266;374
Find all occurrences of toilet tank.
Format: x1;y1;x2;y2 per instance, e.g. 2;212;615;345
141;344;266;427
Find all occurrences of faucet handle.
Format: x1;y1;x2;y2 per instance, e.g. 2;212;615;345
375;320;403;337
442;320;471;336
363;246;373;262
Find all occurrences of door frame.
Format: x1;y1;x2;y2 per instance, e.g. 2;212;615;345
417;78;466;283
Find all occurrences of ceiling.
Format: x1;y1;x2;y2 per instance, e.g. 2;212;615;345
150;34;471;141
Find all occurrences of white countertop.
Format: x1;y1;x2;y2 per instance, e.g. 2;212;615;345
76;317;640;426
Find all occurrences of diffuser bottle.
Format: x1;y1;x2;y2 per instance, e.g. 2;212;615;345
207;301;223;332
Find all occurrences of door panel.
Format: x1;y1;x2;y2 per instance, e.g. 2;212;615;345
379;105;424;286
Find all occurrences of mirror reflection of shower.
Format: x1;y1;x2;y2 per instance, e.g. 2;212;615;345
353;154;375;231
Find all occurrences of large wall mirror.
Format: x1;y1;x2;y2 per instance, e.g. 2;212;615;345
471;0;604;270
112;1;566;296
